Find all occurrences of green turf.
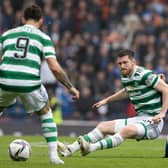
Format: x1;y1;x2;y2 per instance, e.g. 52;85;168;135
0;135;168;168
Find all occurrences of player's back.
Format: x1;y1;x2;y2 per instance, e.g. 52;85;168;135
0;24;53;92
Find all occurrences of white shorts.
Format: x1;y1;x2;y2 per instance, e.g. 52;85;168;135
114;116;164;140
0;85;48;113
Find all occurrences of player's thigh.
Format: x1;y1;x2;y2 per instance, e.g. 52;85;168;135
20;85;49;113
114;118;128;133
97;120;116;134
136;118;164;140
0;88;16;109
114;116;150;133
126;116;164;140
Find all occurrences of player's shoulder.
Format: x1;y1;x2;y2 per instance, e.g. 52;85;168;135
134;65;152;77
38;29;51;41
2;26;21;36
23;25;51;41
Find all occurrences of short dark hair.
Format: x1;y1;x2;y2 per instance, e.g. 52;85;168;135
117;49;135;59
24;4;42;21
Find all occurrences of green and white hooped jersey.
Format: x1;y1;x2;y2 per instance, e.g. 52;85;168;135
0;24;56;92
121;65;162;116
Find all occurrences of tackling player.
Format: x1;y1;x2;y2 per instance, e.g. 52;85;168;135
58;49;168;157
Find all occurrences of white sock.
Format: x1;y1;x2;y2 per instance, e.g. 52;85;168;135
86;128;104;143
90;133;124;152
68;128;104;153
48;142;59;158
68;141;80;153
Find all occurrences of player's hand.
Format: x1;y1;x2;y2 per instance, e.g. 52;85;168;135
92;99;107;109
152;113;165;123
158;73;166;81
69;87;80;101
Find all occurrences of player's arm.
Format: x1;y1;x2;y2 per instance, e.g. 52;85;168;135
152;79;168;123
92;88;128;109
47;57;79;100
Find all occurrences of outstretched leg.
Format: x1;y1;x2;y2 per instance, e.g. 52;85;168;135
79;124;138;155
58;120;116;156
58;127;104;157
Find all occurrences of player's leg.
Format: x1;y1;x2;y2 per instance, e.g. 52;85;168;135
0;88;17;117
38;103;64;164
58;127;104;157
165;135;168;157
79;124;138;156
20;85;64;164
164;111;168;157
80;117;164;156
58;120;117;156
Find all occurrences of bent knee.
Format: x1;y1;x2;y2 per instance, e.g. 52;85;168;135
97;120;116;135
37;102;50;115
97;121;106;130
120;125;138;139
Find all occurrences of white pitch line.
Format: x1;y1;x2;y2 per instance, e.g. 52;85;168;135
30;141;47;147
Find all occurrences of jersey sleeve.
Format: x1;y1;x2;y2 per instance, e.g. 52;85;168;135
141;71;159;88
43;36;56;59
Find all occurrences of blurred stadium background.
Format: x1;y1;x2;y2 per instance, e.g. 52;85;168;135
0;0;168;136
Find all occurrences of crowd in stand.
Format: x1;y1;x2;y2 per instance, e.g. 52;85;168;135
0;0;168;121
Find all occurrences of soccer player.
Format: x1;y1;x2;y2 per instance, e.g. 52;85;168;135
0;5;79;164
58;49;168;157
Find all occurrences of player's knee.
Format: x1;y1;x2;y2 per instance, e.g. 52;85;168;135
96;120;115;135
120;125;137;139
37;102;50;115
96;121;105;130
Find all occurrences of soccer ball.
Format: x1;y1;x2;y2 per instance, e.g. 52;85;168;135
8;139;31;161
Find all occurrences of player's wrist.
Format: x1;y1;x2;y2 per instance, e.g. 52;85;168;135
68;86;75;92
64;82;73;90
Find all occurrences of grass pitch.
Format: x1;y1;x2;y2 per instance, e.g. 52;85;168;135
0;136;168;168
